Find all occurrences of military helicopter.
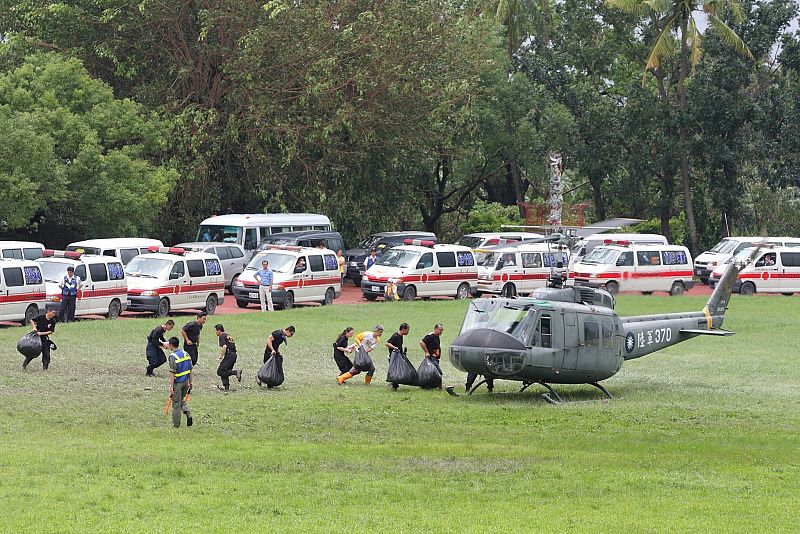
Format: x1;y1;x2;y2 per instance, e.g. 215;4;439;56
449;246;759;403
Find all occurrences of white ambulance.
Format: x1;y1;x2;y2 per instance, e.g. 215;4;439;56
569;233;668;270
573;242;695;296
709;246;800;295
232;245;342;309
361;240;478;301
0;241;46;260
455;232;543;249
36;250;128;319
0;258;46;324
694;236;800;284
67;238;164;265
476;243;570;297
125;247;225;317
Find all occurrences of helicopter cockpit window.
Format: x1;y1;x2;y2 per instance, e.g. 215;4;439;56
616;252;634;266
459;300;494;334
584;321;600;348
487;306;536;343
536;314;552;348
601;322;614;349
522;253;542;269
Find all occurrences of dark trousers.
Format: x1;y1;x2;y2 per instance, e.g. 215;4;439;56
264;349;282;364
59;296;77;322
146;343;167;375
184;344;199;366
217;352;238;390
334;352;353;375
465;372;494;391
24;338;51;370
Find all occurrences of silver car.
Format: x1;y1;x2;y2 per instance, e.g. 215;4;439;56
174;242;248;289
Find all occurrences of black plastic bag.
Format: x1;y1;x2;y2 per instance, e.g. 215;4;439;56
417;356;442;389
353;345;374;372
17;332;42;359
258;354;284;388
386;349;418;386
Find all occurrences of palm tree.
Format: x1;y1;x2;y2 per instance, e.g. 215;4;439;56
607;0;752;253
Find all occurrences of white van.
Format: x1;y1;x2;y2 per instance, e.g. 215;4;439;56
455;232;543;249
709;246;800;295
361;241;478;301
0;241;46;260
569;233;668;270
67;238;164;265
694;236;800;284
232;245;342;309
476;243;570;297
0;258;46;324
573;243;695;296
36;250;128;319
125;247;225;317
174;242;248;289
196;214;332;254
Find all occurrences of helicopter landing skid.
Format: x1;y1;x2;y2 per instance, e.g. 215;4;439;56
517;381;565;404
589;381;614;400
466;379;488;396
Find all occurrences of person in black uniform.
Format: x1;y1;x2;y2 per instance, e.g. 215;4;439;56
24;309;57;371
215;324;242;392
181;312;207;366
264;326;295;363
420;323;457;395
465;372;494;394
333;326;355;376
386;322;409;390
146;319;175;376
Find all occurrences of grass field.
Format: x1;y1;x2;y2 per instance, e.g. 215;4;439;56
0;295;798;532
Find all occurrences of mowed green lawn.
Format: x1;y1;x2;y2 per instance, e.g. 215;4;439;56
0;295;798;532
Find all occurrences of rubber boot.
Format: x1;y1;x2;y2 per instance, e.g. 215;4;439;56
337;372;353;384
364;374;373;385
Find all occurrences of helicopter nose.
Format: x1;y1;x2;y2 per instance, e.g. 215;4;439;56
449;328;527;376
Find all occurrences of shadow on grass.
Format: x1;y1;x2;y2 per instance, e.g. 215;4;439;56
461;382;647;405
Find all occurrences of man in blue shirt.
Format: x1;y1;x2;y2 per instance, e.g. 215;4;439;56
255;259;274;312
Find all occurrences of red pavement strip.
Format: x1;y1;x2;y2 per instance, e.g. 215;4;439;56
0;282;726;326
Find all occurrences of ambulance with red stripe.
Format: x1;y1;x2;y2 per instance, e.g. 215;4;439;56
36;250;128;319
476;243;570;297
232;245;341;309
708;246;800;296
125;247;225;317
0;259;46;324
361;240;478;301
573;242;694;296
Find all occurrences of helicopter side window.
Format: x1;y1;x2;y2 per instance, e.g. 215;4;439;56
584;321;600;348
601;322;614;349
616;252;634;267
522;253;542;269
538;315;551;348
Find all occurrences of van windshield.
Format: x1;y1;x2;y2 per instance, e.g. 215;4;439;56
258;238;296;250
247;252;296;273
582;247;619;265
67;246;101;255
359;235;382;249
478;252;498;267
376;249;420;268
125;257;171;278
455;235;483;248
198;225;241;243
709;239;737;254
38;260;72;283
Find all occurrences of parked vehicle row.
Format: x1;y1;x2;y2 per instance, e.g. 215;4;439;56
709;245;800;295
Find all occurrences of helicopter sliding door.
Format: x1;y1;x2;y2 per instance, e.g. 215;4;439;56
561;311;579;369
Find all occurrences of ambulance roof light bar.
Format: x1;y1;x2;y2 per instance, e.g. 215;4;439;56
43;249;82;260
264;244;303;251
148;246;186;255
603;239;631;246
403;239;436;247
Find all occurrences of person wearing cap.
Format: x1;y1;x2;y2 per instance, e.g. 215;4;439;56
215;324;242;392
181;312;207;366
255;259;274;312
146;319;175;376
337;324;383;385
58;266;83;323
167;336;193;428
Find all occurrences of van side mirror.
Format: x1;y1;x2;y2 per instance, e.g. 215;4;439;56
169;271;181;280
497;260;505;270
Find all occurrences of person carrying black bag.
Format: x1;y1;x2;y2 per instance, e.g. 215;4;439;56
333;327;356;376
258;326;295;387
215;324;242;392
385;323;410;390
23;309;57;371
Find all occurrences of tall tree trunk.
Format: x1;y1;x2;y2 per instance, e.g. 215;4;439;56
659;172;674;242
547;152;563;226
589;173;606;222
678;14;699;253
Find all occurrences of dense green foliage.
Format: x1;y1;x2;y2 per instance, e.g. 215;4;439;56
1;0;799;249
0;296;798;530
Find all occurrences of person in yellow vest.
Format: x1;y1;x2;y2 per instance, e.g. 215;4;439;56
167;337;193;428
384;278;399;302
337;325;383;385
337;249;346;284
